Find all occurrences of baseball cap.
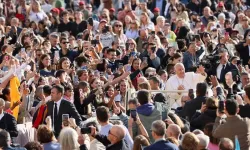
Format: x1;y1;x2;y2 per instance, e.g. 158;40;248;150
109;8;115;12
51;8;60;15
218;1;224;7
100;19;107;23
154;7;160;12
79;1;85;6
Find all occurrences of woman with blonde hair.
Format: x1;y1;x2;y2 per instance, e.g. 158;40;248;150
124;15;132;32
140;12;155;31
180;132;199;150
126;19;140;39
112;20;127;46
28;0;47;23
155;16;166;33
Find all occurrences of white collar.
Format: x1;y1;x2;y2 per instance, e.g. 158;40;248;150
54;98;62;107
0;113;4;120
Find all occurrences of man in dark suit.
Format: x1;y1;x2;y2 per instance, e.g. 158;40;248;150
0;99;18;138
46;85;82;137
180;82;208;121
215;49;239;87
150;0;167;16
145;120;178;150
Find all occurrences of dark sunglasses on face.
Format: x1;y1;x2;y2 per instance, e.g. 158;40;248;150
62;42;69;44
115;25;122;27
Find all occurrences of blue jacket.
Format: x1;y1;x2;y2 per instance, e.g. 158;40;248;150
144;140;179;150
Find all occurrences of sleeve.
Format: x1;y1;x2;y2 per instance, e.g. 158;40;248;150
80;144;88;150
192;72;206;84
130;70;141;80
68;102;82;126
118;112;129;128
165;79;182;107
95;134;111;146
190;111;203;129
150;57;161;68
7;114;18;137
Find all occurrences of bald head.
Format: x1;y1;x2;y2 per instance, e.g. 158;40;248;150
166;124;181;139
219;138;234;150
112;125;126;140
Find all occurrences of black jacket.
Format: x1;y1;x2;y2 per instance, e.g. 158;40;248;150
235;42;250;66
181;96;207;121
95;134;129;150
239;104;250;118
191;109;217;130
46;99;82;137
0;112;18;137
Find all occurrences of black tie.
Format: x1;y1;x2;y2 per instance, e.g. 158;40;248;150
54;103;58;120
220;64;225;81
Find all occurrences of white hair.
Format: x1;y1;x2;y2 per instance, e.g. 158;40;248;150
218;13;226;20
197;134;210;148
174;63;185;70
59;127;80;150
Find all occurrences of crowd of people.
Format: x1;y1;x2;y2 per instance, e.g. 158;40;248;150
0;0;250;149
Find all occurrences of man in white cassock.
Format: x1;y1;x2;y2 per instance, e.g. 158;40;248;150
166;63;207;108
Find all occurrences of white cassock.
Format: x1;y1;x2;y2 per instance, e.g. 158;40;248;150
165;72;206;108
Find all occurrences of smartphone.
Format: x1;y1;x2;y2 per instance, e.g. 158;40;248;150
188;89;195;99
73;75;79;85
143;57;148;62
62;114;69;126
237;60;242;66
126;65;131;72
21;48;25;52
151;46;156;53
131;51;136;57
100;72;104;76
151;31;155;35
54;51;59;58
218;101;225;113
118;63;123;69
231;69;238;81
130;109;137;121
91;40;100;45
81;127;91;134
81;66;88;70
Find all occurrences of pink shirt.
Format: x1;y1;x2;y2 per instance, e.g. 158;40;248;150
208;142;219;150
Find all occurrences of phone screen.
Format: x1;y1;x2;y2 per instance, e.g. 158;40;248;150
130;109;137;121
81;127;91;134
62;114;69;126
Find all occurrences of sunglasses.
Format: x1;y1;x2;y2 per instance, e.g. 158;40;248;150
62;42;69;44
108;130;118;138
115;25;122;27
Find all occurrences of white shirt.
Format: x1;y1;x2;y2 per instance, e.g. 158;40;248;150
216;63;225;80
166;72;206;108
0;113;4;120
29;10;47;23
100;123;134;149
100;123;113;136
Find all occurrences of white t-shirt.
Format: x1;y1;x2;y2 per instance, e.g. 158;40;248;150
29;10;47;23
100;32;114;48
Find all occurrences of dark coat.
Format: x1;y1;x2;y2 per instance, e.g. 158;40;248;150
0;112;18;137
239;104;250;119
95;134;129;150
46;99;82;137
191;109;217;130
144;140;179;150
235;42;250;66
181;96;207;121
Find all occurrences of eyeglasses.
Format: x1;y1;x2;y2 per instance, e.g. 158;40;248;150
62;42;69;44
126;43;134;45
102;16;107;18
108;130;119;138
115;25;122;27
